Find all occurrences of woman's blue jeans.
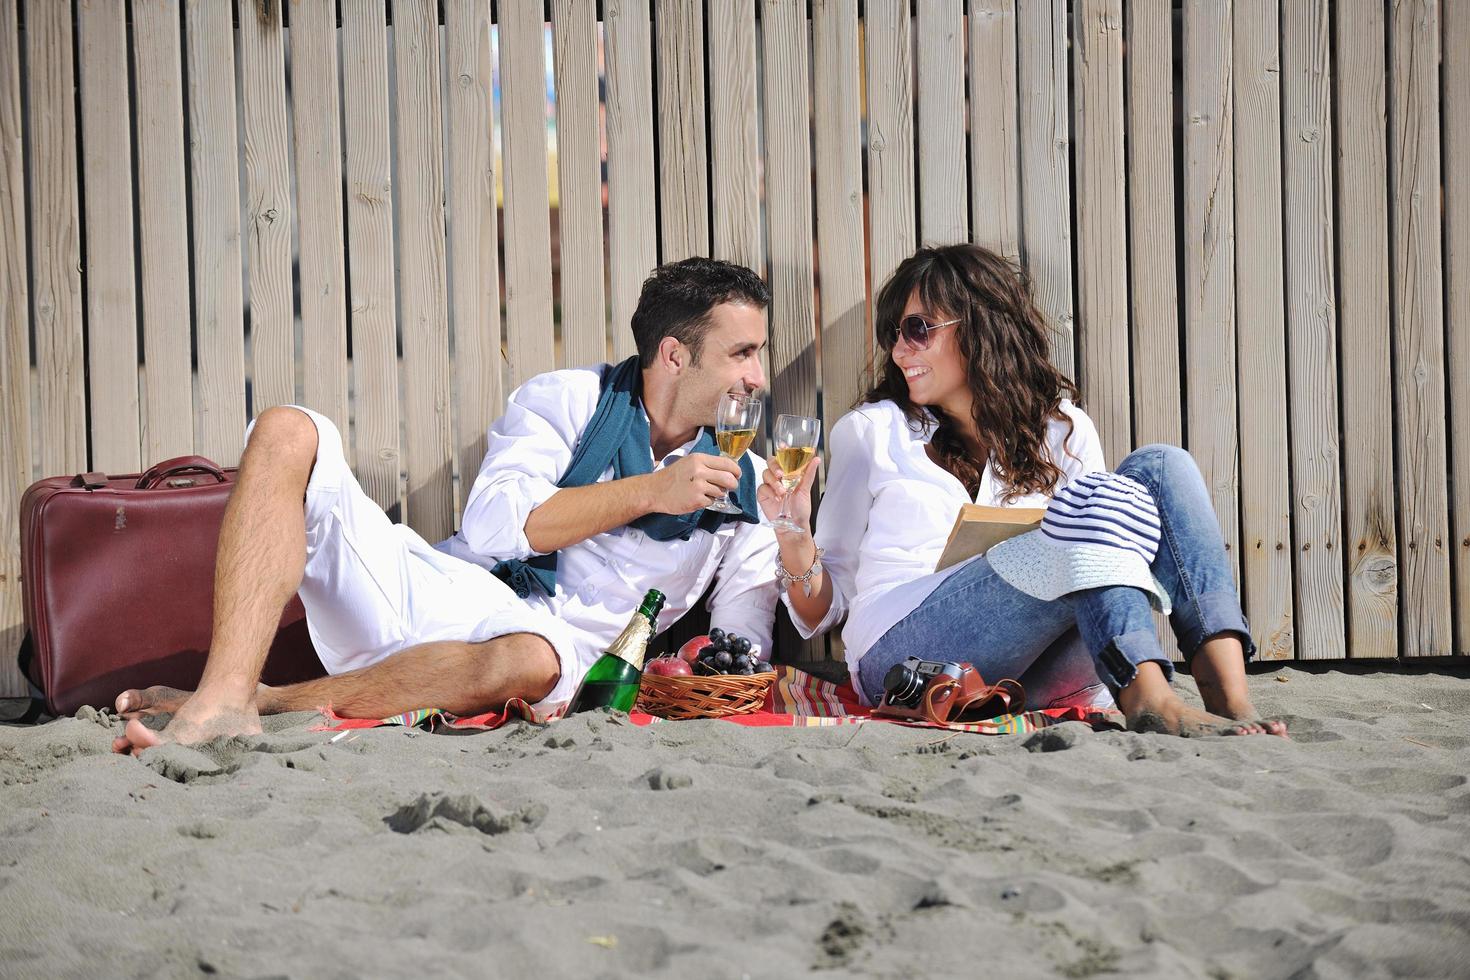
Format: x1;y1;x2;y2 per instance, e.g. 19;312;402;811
858;444;1256;707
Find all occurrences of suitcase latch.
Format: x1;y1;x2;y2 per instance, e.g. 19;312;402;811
166;478;197;488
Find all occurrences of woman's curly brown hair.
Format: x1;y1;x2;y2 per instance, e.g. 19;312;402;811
864;244;1079;502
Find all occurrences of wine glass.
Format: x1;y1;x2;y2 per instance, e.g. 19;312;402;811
707;391;762;514
770;413;821;532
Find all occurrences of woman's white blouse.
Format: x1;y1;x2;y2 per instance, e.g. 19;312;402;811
786;398;1104;684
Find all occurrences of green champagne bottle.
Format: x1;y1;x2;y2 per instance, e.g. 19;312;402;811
567;589;667;714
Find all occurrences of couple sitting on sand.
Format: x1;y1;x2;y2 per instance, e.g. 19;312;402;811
113;246;1285;756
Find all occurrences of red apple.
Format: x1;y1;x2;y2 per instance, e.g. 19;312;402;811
646;656;693;677
676;634;711;664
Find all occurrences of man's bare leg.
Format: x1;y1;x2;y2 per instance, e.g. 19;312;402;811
1189;633;1288;736
115;634;559;755
1115;661;1286;737
112;407;318;754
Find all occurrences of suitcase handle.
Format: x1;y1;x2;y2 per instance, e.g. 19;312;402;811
135;455;228;490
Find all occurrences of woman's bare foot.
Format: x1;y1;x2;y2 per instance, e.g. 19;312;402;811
1189;636;1289;737
1117;662;1285;737
111;690;263;756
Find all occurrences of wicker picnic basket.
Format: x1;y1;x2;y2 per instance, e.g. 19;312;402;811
636;670;777;720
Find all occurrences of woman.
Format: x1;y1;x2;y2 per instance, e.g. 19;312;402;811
759;244;1284;737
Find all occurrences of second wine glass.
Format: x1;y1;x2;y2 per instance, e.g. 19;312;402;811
771;413;821;532
707;391;762;514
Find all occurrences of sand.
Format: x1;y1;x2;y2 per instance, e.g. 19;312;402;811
2;665;1468;979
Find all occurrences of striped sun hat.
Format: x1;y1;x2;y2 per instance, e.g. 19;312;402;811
986;471;1172;613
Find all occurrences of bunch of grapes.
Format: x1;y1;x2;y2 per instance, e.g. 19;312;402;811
694;628;774;676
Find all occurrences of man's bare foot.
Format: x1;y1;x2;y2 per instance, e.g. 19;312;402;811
115;685;193;719
1118;662;1286;737
111;692;263;756
1190;637;1289;737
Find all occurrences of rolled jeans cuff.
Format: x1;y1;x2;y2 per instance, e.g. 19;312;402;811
1095;629;1174;692
1170;589;1256;662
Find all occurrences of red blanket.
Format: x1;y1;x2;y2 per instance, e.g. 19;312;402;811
316;665;1123;735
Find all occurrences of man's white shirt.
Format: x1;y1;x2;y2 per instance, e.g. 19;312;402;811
438;366;780;666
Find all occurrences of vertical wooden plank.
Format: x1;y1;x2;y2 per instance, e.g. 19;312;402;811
1446;0;1470;656
1333;0;1398;659
550;0;606;368
865;0;915;315
762;0;818;662
761;0;816;418
290;0;350;432
499;0;555;388
1389;0;1452;656
1016;0;1074;378
341;0;401;512
812;0;864;664
707;0;762;273
238;0;294;415
915;0;966;245
813;0;866;427
1232;0;1294;659
26;0;86;474
605;0;657;361
1282;0;1344;659
392;0;453;540
133;0;194;462
1182;0;1239;576
1071;0;1129;464
1124;0;1181;450
77;0;139;471
1;0;31;696
185;0;246;464
968;0;1020;262
655;0;709;261
445;0;504;504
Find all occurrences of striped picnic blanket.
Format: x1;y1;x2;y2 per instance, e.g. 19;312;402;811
316;665;1123;735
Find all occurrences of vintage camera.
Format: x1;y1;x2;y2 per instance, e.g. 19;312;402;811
880;657;968;710
874;656;1021;725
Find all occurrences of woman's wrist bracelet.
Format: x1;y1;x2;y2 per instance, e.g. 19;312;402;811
776;547;824;598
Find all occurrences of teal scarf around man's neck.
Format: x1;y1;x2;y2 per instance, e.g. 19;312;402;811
492;357;761;599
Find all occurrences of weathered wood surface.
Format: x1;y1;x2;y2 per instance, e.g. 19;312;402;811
4;1;1467;699
446;0;504;498
1182;0;1240;578
341;0;402;513
392;0;454;540
77;0;139;472
1;0;30;697
1232;0;1294;660
551;0;607;370
1333;0;1398;659
133;0;195;463
291;0;351;438
1388;0;1452;656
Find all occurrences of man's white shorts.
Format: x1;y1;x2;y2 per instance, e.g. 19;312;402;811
250;407;584;714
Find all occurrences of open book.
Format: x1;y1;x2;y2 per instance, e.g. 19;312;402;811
935;504;1046;572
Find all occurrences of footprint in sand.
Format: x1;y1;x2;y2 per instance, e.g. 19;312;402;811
1022;722;1091;753
142;743;239;784
637;766;693;790
384;792;547;836
813;902;872;970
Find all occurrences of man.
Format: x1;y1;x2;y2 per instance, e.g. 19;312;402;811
113;258;778;754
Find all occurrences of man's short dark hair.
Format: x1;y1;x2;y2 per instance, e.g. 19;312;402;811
630;257;771;367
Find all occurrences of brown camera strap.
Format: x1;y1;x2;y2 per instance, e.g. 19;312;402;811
919;673;1026;727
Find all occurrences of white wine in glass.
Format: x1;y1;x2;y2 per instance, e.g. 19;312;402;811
708;392;762;514
771;413;821;532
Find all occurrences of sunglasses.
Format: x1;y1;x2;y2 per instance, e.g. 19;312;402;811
882;314;962;351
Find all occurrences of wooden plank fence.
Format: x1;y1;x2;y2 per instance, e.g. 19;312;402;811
1;0;1466;698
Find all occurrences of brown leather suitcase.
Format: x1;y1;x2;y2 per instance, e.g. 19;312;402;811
19;455;323;716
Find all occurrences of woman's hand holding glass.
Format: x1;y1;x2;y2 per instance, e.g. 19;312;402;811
758;414;822;534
